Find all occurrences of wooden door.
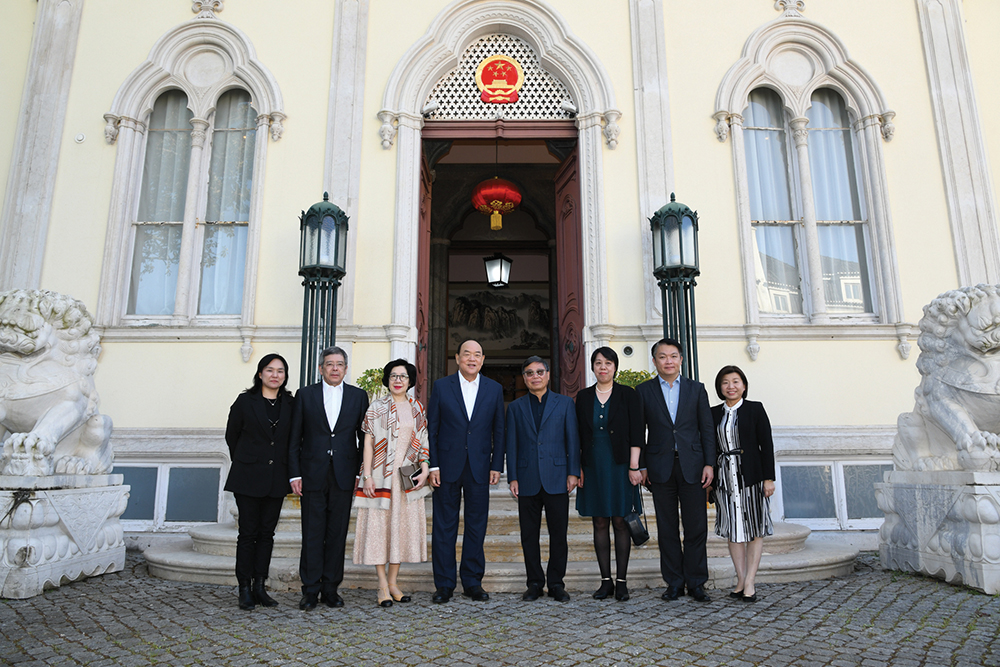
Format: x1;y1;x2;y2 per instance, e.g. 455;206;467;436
415;153;432;402
554;148;585;399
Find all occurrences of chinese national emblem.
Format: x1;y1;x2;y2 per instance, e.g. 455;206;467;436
475;55;525;104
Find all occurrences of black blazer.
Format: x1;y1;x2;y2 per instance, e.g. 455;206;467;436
711;400;775;489
224;391;293;498
635;375;716;485
575;383;644;467
288;381;369;493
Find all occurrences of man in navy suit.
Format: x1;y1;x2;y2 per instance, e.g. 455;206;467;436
635;338;716;602
505;356;580;602
288;346;369;610
427;339;505;603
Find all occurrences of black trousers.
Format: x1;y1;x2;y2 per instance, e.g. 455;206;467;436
517;489;569;589
648;457;709;590
298;467;353;595
234;493;284;582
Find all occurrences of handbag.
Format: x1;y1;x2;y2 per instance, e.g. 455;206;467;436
623;486;650;547
398;462;420;491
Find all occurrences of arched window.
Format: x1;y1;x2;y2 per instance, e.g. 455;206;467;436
715;8;907;358
99;14;284;353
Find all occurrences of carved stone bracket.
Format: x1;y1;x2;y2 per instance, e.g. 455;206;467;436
744;324;761;361
713;111;732;143
602;110;622;149
192;0;223;19
238;325;255;362
894;322;911;360
268;112;286;141
880;110;895;142
775;0;805;16
378;110;398;149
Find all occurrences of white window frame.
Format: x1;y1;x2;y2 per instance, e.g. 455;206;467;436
114;460;227;532
773;458;892;531
98;15;285;345
713;9;906;358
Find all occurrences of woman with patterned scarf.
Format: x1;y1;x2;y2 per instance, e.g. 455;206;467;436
353;359;432;607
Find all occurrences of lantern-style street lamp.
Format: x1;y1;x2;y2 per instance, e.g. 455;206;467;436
483;252;513;288
650;192;701;380
298;192;349;387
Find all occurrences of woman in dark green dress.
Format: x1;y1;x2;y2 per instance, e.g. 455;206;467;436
575;347;645;601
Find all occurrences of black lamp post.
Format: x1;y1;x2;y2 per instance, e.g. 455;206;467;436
650;192;701;380
483;252;512;288
298;192;349;388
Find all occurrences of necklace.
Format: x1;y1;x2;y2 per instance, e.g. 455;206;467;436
595;386;613;395
264;395;278;406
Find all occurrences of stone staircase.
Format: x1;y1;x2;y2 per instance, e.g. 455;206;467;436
146;480;858;593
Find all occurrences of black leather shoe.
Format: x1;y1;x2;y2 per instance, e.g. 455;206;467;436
661;585;683;601
252;578;279;607
521;584;543;601
689;585;710;602
741;591;758;603
592;578;614;600
729;589;744;599
462;585;490;601
547;585;570;602
320;591;344;608
431;587;453;603
238;583;255;610
614;579;629;602
298;593;318;611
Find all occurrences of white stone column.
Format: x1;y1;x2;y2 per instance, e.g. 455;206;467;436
0;0;85;291
916;0;1000;285
575;113;609;364
172;118;210;324
628;0;675;324
324;0;370;325
389;113;423;360
789;117;828;322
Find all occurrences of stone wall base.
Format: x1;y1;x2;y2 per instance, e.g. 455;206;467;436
0;476;130;599
875;471;1000;594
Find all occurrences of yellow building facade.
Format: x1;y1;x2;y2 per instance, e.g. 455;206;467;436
2;0;998;536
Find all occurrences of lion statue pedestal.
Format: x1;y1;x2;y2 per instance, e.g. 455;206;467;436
0;290;128;599
875;284;1000;594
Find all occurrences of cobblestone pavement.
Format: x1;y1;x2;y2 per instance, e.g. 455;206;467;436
1;553;998;667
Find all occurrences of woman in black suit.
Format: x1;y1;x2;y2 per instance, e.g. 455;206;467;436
225;353;294;610
711;365;775;603
575;347;645;601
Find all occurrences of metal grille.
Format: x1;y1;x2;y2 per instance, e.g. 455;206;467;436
425;34;574;120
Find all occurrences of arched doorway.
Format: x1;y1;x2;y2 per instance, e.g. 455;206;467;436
414;124;585;401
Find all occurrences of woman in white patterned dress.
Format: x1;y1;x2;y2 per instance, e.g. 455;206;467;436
711;365;775;603
353;359;431;607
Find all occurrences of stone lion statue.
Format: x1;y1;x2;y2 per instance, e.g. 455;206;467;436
0;290;113;476
895;284;1000;472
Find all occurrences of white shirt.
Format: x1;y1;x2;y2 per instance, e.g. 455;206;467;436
323;380;344;430
460;373;480;420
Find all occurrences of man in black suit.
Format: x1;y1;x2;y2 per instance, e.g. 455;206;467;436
635;338;716;602
289;346;369;610
427;339;505;603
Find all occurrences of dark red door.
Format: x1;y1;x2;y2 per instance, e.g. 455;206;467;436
554;148;585;399
415;153;432;402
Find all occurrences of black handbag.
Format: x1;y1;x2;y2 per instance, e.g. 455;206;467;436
624;487;650;547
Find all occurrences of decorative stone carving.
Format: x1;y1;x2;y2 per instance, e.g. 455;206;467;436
192;0;223;18
893;285;1000;473
0;290;126;598
775;0;805;16
377;110;397;149
0;290;113;477
269;112;286;142
602;110;621;149
877;285;1000;594
712;111;730;143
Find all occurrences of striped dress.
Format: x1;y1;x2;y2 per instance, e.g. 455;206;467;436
714;399;773;543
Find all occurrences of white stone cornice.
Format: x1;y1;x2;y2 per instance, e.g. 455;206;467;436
916;0;1000;284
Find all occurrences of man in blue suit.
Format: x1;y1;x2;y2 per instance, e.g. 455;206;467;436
635;338;716;602
427;339;505;603
505;356;580;602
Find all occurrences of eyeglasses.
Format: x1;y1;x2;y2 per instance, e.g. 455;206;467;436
389;374;409;381
523;369;547;378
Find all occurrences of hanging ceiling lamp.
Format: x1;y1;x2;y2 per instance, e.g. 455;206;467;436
470;138;522;230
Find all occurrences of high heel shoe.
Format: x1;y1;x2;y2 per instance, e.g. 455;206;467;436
592;578;614;600
615;578;629;601
376;587;393;608
388;585;411;603
729;589;744;599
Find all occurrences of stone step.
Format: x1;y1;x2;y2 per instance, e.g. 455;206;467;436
145;534;856;594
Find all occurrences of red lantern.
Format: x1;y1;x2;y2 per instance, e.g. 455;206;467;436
471;177;522;231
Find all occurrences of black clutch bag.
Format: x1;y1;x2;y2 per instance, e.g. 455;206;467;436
623;487;650;547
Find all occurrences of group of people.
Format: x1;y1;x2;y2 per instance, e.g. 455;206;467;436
222;336;775;610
